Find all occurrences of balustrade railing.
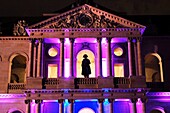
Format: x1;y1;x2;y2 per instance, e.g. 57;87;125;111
8;83;26;90
114;77;130;88
45;78;59;85
75;78;98;84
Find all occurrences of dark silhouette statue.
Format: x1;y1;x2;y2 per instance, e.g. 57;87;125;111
81;54;91;78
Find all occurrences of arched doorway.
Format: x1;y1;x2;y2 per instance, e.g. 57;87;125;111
78;108;95;113
10;55;26;83
145;53;163;82
76;49;95;78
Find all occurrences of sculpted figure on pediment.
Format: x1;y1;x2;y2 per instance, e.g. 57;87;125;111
48;6;124;29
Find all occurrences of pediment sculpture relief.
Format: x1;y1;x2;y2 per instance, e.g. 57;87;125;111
48;6;125;28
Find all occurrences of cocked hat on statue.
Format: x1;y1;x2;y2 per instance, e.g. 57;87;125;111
83;54;88;58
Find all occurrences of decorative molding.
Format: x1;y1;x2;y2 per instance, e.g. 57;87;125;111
13;20;28;36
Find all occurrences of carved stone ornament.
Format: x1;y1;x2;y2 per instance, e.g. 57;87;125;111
48;6;124;28
13;20;28;36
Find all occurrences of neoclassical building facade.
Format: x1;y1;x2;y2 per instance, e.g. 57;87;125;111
0;3;169;113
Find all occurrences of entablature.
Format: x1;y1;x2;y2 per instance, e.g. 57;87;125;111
24;88;149;100
26;28;143;38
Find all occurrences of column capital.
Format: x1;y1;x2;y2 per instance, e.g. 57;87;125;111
130;98;138;103
38;38;44;43
35;99;43;104
25;99;32;104
60;38;65;43
108;99;115;103
58;99;64;103
140;98;148;103
136;37;142;41
106;37;112;42
68;99;75;103
98;99;104;103
69;38;75;43
127;37;133;42
97;38;102;42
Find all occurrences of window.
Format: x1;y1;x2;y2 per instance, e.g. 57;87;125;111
114;63;124;77
48;64;58;78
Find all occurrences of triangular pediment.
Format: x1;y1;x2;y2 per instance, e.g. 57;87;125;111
28;4;145;29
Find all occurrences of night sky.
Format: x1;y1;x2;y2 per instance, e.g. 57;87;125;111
0;0;170;17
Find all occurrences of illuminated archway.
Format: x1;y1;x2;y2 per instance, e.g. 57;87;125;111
76;49;95;78
145;53;163;82
78;108;95;113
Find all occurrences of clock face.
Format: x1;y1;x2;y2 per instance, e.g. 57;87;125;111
78;13;93;27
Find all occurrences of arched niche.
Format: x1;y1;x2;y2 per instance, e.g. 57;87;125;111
76;49;95;78
145;53;164;82
9;54;27;83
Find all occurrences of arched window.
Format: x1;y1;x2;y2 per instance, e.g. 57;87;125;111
10;55;26;83
145;53;164;82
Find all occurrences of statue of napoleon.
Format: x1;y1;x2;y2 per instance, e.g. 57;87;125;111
81;54;91;78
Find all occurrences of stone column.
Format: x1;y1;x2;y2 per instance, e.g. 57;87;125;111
29;39;35;77
133;39;139;76
58;99;64;113
137;37;142;76
60;39;65;77
130;98;137;113
68;99;74;113
33;39;37;78
97;38;102;77
35;100;42;113
106;38;112;77
28;40;33;78
109;99;114;113
25;99;31;113
41;39;44;77
37;39;42;78
98;99;104;113
69;38;75;77
140;98;147;113
128;38;133;76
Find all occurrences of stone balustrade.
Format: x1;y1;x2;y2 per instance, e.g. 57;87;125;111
8;77;146;93
8;83;26;93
